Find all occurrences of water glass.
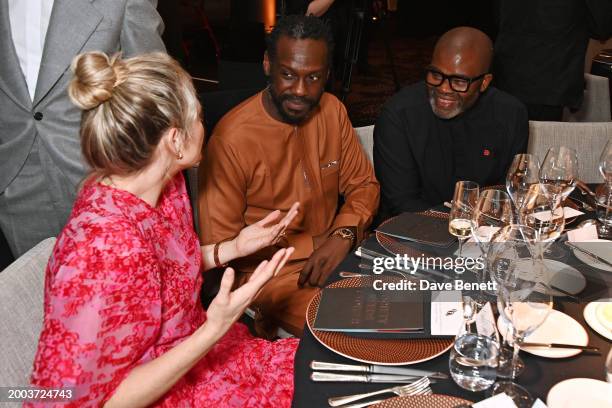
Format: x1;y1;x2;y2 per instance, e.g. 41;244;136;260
595;183;612;238
449;333;499;392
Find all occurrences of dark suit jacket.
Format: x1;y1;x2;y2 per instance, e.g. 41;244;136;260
373;82;528;223
493;0;612;108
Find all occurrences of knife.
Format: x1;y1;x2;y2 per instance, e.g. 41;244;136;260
310;361;448;379
310;372;435;383
564;241;612;268
520;342;600;352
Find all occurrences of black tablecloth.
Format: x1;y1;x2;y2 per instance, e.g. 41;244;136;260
292;234;612;407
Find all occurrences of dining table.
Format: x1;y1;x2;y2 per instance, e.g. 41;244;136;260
291;206;612;407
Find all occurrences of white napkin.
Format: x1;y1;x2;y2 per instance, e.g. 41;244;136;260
473;393;517;408
567;224;598;242
532;207;583;222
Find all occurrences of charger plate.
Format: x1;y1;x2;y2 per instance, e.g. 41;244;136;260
376;211;451;259
373;394;473;408
306;276;453;365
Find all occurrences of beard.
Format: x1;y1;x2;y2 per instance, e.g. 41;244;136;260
428;88;465;119
268;86;322;125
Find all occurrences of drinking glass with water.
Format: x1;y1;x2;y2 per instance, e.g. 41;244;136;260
449;333;499;392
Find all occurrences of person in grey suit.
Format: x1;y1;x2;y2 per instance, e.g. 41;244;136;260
0;0;165;257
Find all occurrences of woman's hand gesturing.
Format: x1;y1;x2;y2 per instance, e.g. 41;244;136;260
205;247;294;334
234;202;299;258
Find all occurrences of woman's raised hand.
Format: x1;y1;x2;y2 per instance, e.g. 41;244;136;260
233;202;299;258
205;247;294;333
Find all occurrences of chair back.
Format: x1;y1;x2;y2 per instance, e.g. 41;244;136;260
527;121;612;183
563;74;611;122
0;238;55;399
354;125;374;164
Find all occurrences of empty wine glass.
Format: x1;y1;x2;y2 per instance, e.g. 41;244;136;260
471;189;514;298
506;153;541;212
600;138;612;183
597;139;612;237
487;225;553;407
449;181;480;263
538;146;578;209
519;185;566;245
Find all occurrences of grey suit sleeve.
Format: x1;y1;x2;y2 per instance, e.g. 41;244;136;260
120;0;166;56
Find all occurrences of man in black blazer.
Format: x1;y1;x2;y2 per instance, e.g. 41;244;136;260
493;0;612;121
374;27;527;223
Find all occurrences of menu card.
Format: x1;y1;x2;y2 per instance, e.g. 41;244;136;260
376;212;456;248
313;286;425;333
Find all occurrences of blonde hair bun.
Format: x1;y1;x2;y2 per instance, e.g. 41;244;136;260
69;52;126;110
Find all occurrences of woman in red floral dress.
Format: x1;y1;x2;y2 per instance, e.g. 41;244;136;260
28;52;301;407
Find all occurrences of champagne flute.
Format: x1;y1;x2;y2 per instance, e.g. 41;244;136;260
449;181;480;263
538;146;579;209
506;153;541;212
598;139;612;237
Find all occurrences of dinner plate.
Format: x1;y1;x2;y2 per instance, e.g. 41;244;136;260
497;310;588;358
547;378;612;408
373;394;473;408
571;239;612;272
306;276;454;365
583;299;612;341
514;259;586;296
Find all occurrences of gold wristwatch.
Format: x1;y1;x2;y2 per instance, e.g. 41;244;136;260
331;227;356;248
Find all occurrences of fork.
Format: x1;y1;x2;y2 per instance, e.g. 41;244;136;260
328;376;430;406
338;386;433;408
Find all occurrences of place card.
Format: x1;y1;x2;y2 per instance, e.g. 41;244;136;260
567;224;598;242
473;392;517;408
430;290;463;336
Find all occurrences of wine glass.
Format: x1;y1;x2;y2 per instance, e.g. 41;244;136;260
506;153;541;212
519;184;566;245
538;146;579;209
600;138;612;183
449;181;480;263
487;225;553;407
471;189;514;300
597;139;612;237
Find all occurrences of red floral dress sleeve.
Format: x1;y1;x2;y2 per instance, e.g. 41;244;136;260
28;219;162;407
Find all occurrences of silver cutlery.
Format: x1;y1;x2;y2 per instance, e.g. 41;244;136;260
311;361;448;379
535;281;580;302
520;342;600;352
564;241;612;268
339;387;433;407
327;376;431;406
311;372;433;383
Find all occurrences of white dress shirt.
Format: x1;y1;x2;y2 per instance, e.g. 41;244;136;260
8;0;55;101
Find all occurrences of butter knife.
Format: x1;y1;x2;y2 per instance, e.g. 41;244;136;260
520;342;600;352
564;241;612;268
310;361;448;379
310;372;434;383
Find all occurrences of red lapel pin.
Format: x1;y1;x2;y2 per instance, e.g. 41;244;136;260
483;149;491;156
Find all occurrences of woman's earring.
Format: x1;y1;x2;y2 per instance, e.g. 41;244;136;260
177;151;183;160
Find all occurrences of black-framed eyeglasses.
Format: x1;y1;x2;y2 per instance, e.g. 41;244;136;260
424;66;488;93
